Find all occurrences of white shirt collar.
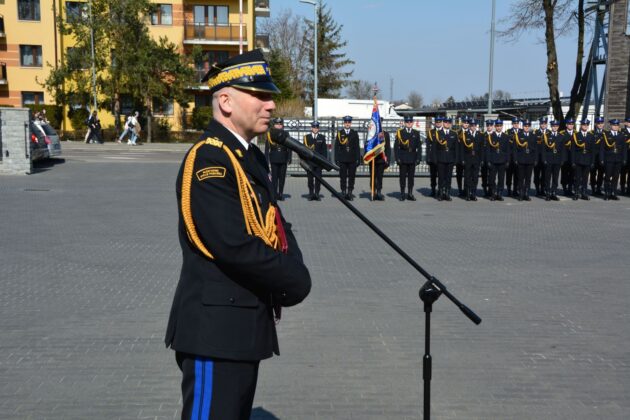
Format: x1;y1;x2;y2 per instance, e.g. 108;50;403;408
226;126;250;150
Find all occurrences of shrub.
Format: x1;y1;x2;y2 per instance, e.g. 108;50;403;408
68;107;90;131
192;106;213;130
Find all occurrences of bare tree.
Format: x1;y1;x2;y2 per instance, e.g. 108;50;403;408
260;10;311;99
346;80;373;99
407;90;424;108
499;0;593;121
431;97;443;108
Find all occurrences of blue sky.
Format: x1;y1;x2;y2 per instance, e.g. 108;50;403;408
265;0;582;102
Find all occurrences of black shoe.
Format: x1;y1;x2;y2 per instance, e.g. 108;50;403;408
497;195;504;201
572;195;578;201
545;195;550;201
611;194;619;201
581;194;589;201
472;195;478;201
430;189;436;197
466;195;471;201
308;194;315;201
490;195;496;201
378;193;385;201
277;195;284;201
445;194;452;201
551;195;559;201
407;193;416;201
399;193;405;201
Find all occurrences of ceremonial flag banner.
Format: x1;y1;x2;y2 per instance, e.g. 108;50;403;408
363;97;385;164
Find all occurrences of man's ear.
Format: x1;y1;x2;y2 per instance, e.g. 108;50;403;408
216;90;233;115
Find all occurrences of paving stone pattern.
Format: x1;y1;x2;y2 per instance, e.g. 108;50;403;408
0;143;628;419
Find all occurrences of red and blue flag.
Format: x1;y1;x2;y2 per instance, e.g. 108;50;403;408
363;97;385;164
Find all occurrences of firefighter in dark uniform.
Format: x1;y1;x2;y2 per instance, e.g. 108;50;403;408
485;120;511;201
542;120;566;201
394;115;421;201
619;117;630;195
334;115;361;200
560;118;576;196
433;117;458;201
590;117;606;195
601;119;627;200
506;118;521;197
458;118;484;201
571;119;596;200
512;120;537;201
455;116;470;197
265;118;292;200
303;121;327;201
165;49;311;420
533;117;549;196
370;117;391;201
481;119;494;197
425;116;443;197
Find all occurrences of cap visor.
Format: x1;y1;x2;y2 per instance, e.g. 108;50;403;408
232;82;281;94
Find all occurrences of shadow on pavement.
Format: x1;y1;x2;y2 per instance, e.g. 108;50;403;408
250;406;280;419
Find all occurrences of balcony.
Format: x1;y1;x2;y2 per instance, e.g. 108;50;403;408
0;63;7;85
255;34;270;53
255;0;270;18
184;22;248;45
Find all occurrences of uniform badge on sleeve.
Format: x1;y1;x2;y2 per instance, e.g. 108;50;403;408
196;166;226;181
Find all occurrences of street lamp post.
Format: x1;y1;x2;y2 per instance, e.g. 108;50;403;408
87;0;97;111
300;0;319;120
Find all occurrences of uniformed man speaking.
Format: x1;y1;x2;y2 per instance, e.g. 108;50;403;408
165;49;311;419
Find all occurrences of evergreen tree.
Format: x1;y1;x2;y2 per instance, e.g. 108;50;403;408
267;49;296;102
305;3;354;101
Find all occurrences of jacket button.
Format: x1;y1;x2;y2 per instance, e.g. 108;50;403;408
229;297;235;304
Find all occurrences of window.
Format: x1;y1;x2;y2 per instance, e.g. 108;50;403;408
195;95;212;108
18;0;40;21
195;50;229;81
22;91;44;106
193;5;229;26
120;94;134;115
65;1;87;22
66;47;89;70
152;97;174;115
626;0;630;35
20;45;42;67
151;4;173;25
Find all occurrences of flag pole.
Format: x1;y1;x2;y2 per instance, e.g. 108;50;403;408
371;159;375;201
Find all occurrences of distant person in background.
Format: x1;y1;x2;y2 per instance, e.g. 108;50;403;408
85;111;99;143
118;111;140;145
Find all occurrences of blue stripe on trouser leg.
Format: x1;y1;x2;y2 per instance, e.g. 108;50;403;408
191;359;213;420
201;361;213;419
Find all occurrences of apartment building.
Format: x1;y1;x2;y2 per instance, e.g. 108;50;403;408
0;0;271;131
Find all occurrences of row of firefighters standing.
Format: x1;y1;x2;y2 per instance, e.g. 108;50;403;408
262;116;630;202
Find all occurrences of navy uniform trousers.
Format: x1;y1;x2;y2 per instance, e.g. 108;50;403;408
178;352;259;420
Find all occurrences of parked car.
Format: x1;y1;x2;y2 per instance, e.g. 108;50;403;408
30;122;62;161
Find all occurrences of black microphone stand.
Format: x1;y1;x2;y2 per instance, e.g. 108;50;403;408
299;161;481;419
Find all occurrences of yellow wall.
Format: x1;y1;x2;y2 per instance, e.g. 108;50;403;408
0;0;259;132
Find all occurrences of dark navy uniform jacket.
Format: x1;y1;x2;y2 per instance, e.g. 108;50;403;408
432;128;458;163
394;128;421;164
512;130;538;165
592;129;605;161
425;128;440;164
485;132;511;164
165;119;311;361
600;130;627;164
304;132;328;168
570;130;596;166
560;130;574;164
265;129;292;164
334;129;361;163
541;131;566;165
458;129;484;165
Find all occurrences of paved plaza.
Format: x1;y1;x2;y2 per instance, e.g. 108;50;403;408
1;142;629;419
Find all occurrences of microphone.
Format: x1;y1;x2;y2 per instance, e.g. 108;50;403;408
272;129;339;171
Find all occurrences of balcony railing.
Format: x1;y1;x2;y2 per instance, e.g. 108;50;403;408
255;0;270;17
0;63;7;85
255;34;270;52
184;22;248;44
